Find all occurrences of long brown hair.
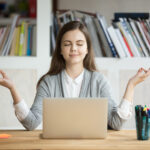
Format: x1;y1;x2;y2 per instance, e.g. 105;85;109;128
37;21;97;86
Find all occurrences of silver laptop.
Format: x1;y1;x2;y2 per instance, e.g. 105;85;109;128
43;98;108;139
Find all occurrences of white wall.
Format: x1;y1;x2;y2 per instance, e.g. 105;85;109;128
57;0;150;25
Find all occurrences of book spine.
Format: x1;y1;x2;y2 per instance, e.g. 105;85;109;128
115;28;131;57
107;26;126;58
129;19;149;57
29;0;37;18
27;25;32;56
18;21;25;56
122;35;134;57
124;18;144;57
136;21;150;53
15;26;21;56
96;13;118;57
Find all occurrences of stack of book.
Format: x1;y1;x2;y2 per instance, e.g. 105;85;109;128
50;10;150;58
0;15;36;56
107;12;150;58
50;10;117;57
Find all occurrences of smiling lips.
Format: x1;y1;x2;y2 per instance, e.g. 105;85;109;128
69;54;80;57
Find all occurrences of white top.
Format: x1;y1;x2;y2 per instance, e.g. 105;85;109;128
14;69;133;121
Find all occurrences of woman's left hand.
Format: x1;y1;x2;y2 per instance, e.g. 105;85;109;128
129;68;150;88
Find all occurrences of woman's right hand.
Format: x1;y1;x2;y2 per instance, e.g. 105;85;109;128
0;70;21;104
0;70;14;90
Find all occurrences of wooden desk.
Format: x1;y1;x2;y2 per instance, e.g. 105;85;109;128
0;130;150;150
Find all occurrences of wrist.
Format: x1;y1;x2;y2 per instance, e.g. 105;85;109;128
128;79;135;89
123;80;135;102
9;84;15;92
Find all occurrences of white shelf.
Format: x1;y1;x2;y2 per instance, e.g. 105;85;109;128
0;18;36;25
95;57;150;70
0;56;37;68
0;56;51;69
1;56;149;69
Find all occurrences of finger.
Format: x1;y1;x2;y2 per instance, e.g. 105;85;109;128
141;70;150;79
142;68;148;73
0;70;7;78
0;78;4;83
137;68;144;73
137;68;148;76
0;69;3;75
0;70;4;78
145;69;150;76
139;68;147;73
137;68;145;75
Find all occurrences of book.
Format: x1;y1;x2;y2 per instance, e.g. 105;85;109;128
123;18;144;57
50;25;56;55
129;19;149;57
1;15;19;56
114;12;149;21
72;10;86;23
9;27;18;56
31;25;36;56
83;15;103;57
115;28;131;57
122;33;134;57
22;22;28;56
96;13;118;57
18;21;25;56
117;19;141;57
56;10;75;27
113;21;133;57
0;26;10;55
136;20;150;54
0;27;6;46
93;18;113;57
107;26;126;58
27;25;32;56
14;26;21;56
29;0;37;18
140;20;150;45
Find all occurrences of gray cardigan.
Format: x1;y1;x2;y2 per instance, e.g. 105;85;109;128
21;69;125;130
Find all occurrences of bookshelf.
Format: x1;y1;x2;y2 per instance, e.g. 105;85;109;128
0;0;51;78
0;0;150;130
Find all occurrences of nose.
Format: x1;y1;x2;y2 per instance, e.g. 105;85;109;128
71;44;77;52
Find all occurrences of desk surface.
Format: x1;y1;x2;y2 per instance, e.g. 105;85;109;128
0;130;150;150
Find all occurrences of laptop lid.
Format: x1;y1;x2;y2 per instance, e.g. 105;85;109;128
43;98;108;139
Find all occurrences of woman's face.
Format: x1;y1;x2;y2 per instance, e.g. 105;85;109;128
61;29;88;66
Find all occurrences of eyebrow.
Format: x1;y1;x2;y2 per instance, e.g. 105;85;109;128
63;40;85;43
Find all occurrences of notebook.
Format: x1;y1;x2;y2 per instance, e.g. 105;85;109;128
42;98;108;139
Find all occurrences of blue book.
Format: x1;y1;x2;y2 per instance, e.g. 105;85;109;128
96;13;118;57
27;25;32;56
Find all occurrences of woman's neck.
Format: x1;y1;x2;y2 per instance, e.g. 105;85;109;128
65;64;84;79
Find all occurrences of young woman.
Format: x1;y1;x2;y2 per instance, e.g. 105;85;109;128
0;21;150;131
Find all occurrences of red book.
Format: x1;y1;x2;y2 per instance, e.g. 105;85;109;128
122;35;134;57
29;0;37;18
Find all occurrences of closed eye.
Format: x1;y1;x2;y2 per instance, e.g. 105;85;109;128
64;44;71;46
77;44;83;46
